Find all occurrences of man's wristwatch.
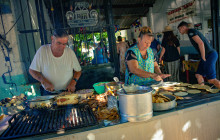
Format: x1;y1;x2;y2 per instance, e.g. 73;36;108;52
73;78;78;82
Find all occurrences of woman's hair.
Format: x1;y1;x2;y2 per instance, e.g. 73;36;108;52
53;29;68;37
117;36;122;41
138;27;153;39
162;31;179;46
126;40;130;46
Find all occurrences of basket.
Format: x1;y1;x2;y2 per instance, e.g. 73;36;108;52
93;82;109;94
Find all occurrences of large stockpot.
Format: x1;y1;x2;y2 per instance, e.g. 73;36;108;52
117;87;153;122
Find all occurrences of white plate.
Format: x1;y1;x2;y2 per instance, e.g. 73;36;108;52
163;82;178;87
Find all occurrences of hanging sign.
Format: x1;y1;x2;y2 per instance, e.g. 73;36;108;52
66;2;98;27
167;0;196;24
194;23;202;30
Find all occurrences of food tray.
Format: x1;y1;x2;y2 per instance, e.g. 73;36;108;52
153;95;176;111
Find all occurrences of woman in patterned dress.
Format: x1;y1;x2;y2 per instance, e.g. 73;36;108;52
125;27;170;85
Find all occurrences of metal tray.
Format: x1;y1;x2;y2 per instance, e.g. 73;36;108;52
153;95;176;111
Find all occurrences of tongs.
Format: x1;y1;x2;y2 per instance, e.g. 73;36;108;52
105;84;115;96
113;77;127;94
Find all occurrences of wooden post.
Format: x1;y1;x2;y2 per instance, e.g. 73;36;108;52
104;0;120;79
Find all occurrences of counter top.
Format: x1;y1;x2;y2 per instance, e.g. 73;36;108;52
30;99;220;140
1;92;220;140
23;93;220;139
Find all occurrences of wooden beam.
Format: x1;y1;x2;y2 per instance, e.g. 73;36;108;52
118;27;131;30
93;3;153;9
112;4;153;8
114;14;144;19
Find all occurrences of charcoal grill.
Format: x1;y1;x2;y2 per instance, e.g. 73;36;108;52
0;104;98;139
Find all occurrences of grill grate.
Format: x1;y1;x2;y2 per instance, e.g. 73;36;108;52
177;93;220;106
0;104;98;139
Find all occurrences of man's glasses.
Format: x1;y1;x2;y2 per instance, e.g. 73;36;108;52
56;41;68;46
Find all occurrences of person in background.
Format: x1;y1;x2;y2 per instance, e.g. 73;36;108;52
29;29;82;95
150;36;161;62
125;27;170;85
178;21;220;89
125;40;131;48
93;41;108;64
130;38;137;47
117;36;129;81
159;25;180;82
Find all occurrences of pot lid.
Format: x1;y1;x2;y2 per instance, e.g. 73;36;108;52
117;86;153;95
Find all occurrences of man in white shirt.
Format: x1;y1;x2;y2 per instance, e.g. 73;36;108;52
29;29;82;95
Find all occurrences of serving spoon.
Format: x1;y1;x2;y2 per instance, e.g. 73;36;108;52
113;77;127;94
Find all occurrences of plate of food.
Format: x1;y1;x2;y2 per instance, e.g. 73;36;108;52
152;94;176;111
28;95;55;109
56;94;79;106
0;94;27;115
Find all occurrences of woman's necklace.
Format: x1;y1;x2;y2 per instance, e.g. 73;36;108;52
141;51;148;59
142;53;148;59
138;44;148;59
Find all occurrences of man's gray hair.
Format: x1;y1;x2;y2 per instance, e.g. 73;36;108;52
53;29;68;38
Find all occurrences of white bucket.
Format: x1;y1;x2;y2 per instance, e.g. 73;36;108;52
184;54;189;61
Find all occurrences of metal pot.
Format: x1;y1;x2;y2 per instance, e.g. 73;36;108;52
105;82;120;92
27;95;55;109
117;87;153;122
153;95;176;111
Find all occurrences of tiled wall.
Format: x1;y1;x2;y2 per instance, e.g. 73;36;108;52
0;74;41;100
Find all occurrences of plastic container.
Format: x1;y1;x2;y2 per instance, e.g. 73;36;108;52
184;54;189;61
93;82;109;94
